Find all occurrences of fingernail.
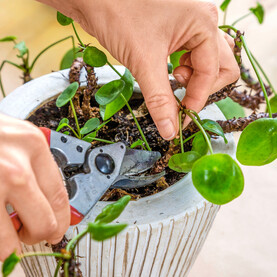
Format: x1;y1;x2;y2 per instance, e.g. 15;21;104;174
157;119;176;140
174;74;186;84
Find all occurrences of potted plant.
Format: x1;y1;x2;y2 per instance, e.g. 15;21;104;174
1;1;277;276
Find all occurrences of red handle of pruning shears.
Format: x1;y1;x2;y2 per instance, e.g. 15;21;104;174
9;127;84;232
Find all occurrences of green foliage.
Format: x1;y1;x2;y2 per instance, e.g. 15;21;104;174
220;0;231;12
192;154;244;205
95;80;125;105
250;2;264;24
14;41;28;57
170;50;187;70
83;46;107;67
269;95;277;113
167;63;173;74
56;82;79;107
88;222;128;241
0;36;17;42
130;139;146;150
100;68;134;120
56;118;69;132
237;118;277;166
82;131;97;142
60;48;83;70
80;118;100;135
202;119;228;144
95;195;131;224
216;97;245;119
168;152;201;173
2;252;21;277
57;11;73;26
191;133;209;156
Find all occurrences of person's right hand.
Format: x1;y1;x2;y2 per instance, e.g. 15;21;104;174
0;114;70;261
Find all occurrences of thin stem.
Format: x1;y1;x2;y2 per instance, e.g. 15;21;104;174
120;94;151;151
21;252;70;259
54;259;63;277
179;111;184;153
184;110;213;154
72;22;85;47
219;25;273;117
107;61;123;78
223;8;228;25
182;131;200;145
251;53;277;96
64;262;69;277
232;12;251;26
65;124;80;138
66;228;88;251
70;99;81;137
30;36;75;71
85;137;115;144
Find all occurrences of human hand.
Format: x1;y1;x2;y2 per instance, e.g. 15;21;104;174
0;114;70;261
39;0;239;139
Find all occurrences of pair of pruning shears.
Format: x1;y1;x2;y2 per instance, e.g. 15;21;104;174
10;127;164;231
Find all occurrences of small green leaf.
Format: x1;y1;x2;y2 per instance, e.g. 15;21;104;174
95;195;131;224
80;118;100;135
88;223;127;241
57;11;73;26
2;252;21;277
130;139;146;150
168;151;202;173
60;48;83;70
56;82;79;107
95;80;125;105
167;63;173;74
82;131;97;142
56;118;69;132
249;2;264;24
192;154;244;205
169;50;187;70
0;36;17;42
83;46;107;67
202;119;228;144
56;123;69;132
100;69;134;120
220;0;231;11
63;131;70;135
269;95;277;113
236;118;277;166
14;41;28;57
216;97;245;119
192;133;209;156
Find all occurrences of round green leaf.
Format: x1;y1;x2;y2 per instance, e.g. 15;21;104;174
14;41;28;57
95;80;125;105
57;11;73;26
192;133;209;156
216;97;245;119
80;118;100;135
168;151;201;173
56;82;79;107
2;252;21;277
83;46;107;67
249;2;264;24
60;48;83;70
88;223;127;241
202;119;228;144
192;154;244;205
269;95;277;113
83;131;97;142
0;36;17;42
236;118;277;166
220;0;231;12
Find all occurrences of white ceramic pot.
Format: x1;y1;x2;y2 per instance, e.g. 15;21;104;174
0;66;236;277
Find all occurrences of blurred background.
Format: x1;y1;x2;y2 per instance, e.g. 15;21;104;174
0;0;276;276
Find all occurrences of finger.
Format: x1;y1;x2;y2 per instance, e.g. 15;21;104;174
219;29;235;50
182;36;219;126
8;162;58;245
173;65;193;88
179;52;192;67
135;56;179;140
32;145;70;244
0;204;21;261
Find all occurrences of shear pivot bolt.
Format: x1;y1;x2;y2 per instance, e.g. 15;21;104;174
95;154;115;175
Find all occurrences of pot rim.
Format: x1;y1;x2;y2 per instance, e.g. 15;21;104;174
0;65;236;226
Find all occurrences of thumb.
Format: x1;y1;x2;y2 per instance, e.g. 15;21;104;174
135;59;179;140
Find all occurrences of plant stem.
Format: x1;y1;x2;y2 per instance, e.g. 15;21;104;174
64;261;69;277
182;131;200;145
66;228;88;251
72;22;85;47
184;110;214;154
65;124;80;138
86;137;115;144
54;259;63;277
251;53;277;96
179;110;184;154
70;99;81;137
30;36;75;71
232;12;252;26
107;61;123;78
219;25;273;118
223;8;228;25
120;94;151;151
21;252;70;260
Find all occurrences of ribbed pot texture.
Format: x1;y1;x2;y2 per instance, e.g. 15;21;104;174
0;66;236;277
